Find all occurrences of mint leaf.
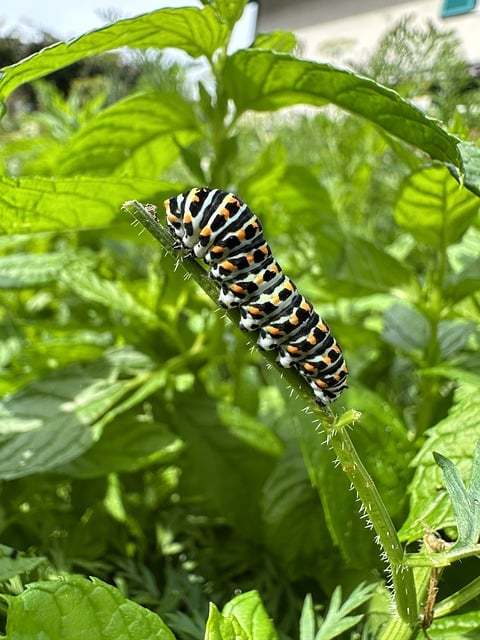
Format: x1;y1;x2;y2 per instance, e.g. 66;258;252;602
2;575;175;640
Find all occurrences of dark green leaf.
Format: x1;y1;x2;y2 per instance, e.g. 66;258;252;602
382;303;429;354
173;389;281;535
0;547;46;582
394;165;479;247
0;350;153;479
444;256;480;303
315;230;414;297
262;446;332;578
60;414;183;478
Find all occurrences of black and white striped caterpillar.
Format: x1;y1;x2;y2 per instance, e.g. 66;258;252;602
164;187;348;406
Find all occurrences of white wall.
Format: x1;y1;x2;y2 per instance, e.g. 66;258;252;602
258;0;480;64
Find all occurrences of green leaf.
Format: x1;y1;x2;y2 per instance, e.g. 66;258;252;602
60;264;159;326
204;603;249;640
222;591;278;640
433;445;480;547
172;387;281;535
262;446;332;578
316;583;375;640
0;546;46;582
0;252;75;288
424;611;480;639
61;414;182;478
0;7;228;102
314;229;413;297
299;594;316;640
0;350;152;479
457;140;480;198
394;165;479;247
382;303;429;354
212;0;248;27
0;175;180;234
253;31;298;54
445;256;480;303
224;50;461;165
399;390;480;542
57;92;201;177
2;575;175;640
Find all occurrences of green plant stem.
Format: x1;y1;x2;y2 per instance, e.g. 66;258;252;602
124;199;420;633
415;244;448;436
326;424;419;629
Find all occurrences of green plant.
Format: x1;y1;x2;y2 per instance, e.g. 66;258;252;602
0;1;479;639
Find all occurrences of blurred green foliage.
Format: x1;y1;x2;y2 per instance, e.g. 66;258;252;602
0;2;479;639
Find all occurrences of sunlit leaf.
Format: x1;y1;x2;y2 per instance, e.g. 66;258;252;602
222;591;278;640
3;575;175;640
0;7;228;102
58;92;201;176
224;49;461;165
394;165;479;247
0;175;179;234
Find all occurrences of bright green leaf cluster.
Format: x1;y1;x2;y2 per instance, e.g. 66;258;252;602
0;1;479;639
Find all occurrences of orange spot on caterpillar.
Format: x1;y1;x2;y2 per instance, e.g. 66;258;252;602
247;307;263;316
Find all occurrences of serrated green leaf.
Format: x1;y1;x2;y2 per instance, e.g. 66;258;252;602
0;7;228;102
205;603;249;640
394;165;479;247
222;591;278;640
224;50;461;165
0;350;153;479
60;264;159;326
0;252;75;288
0;175;180;234
399;391;480;542
2;575;175;640
58;92;201;177
61;415;182;478
0;547;46;582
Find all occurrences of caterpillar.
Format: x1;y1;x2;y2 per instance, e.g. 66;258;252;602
164;187;348;406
